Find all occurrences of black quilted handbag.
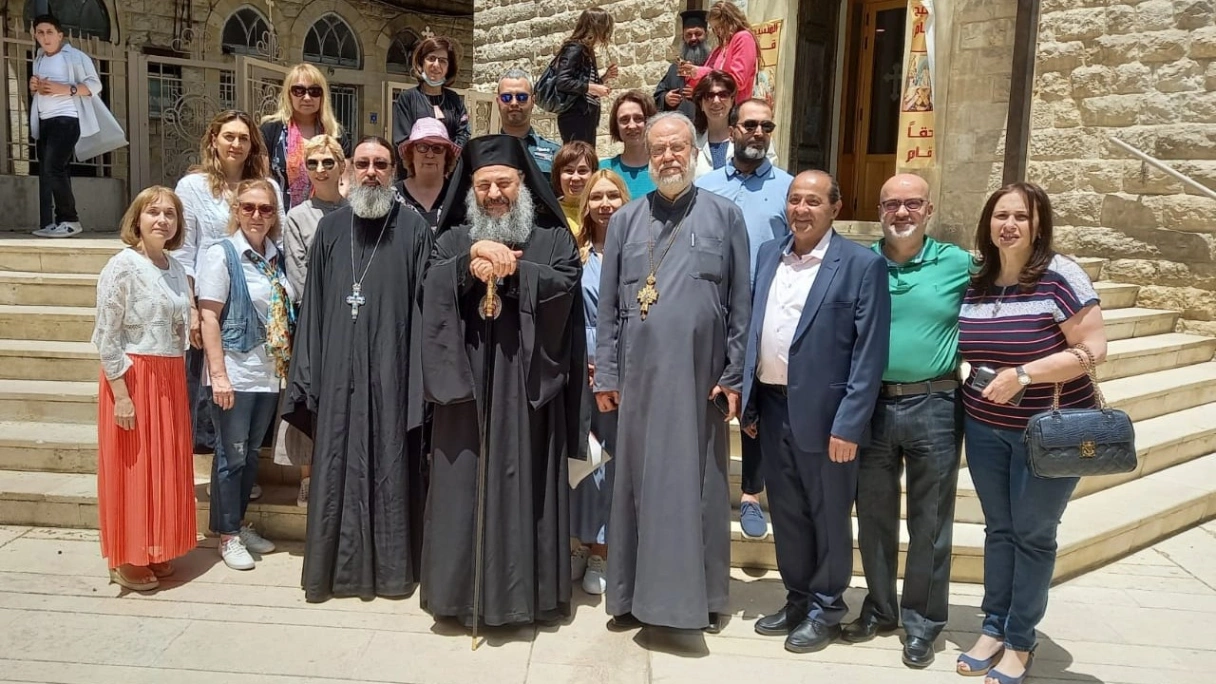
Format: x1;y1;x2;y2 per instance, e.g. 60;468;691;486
1024;345;1137;478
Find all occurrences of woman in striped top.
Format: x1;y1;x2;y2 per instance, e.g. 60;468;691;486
955;183;1108;684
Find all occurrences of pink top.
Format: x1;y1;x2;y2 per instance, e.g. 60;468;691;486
688;30;759;103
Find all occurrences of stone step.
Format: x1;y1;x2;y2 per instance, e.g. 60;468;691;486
1075;256;1106;282
0;237;120;275
0;271;98;307
1093;281;1138;310
954;401;1216;524
0;420;97;474
1103;361;1216;422
1099;332;1216;381
1102;307;1180;341
730;452;1216;580
0;340;98;382
0;380;97;424
0;305;95;342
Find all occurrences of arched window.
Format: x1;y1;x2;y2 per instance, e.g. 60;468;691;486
221;6;270;56
303;13;361;69
386;29;420;75
24;0;111;41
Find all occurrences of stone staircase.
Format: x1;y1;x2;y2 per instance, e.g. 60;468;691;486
1;233;1215;584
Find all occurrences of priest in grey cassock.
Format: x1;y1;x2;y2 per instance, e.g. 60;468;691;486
283;136;433;603
595;112;751;633
420;135;587;628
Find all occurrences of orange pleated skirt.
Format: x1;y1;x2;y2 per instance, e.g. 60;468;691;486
97;354;198;569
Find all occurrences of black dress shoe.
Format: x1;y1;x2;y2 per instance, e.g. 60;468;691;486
841;614;899;643
784;618;841;654
902;636;935;668
703;612;722;634
606;612;643;631
755;603;804;636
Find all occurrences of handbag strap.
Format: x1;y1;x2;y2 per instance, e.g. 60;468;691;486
1052;343;1106;411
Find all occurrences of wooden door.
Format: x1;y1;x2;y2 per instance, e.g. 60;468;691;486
838;0;906;220
789;0;841;173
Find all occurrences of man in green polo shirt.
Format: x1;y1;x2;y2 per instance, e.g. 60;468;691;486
841;174;970;669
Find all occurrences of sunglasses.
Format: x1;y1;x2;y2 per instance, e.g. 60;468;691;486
305;158;337;171
498;93;530;104
739;120;776;134
703;90;732;102
238;202;276;218
290;85;324;98
353;159;392;170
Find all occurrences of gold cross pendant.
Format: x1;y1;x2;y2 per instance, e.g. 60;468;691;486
637;274;659;320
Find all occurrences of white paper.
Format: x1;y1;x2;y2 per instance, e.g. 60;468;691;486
568;432;612;488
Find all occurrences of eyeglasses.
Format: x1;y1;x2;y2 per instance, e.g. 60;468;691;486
879;198;927;213
305;158;337;171
649;143;690;158
616;114;646;125
238;202;276;218
353;159;392;170
703;90;732;102
411;143;447;155
739;120;776;134
290;85;324;98
498;93;530;104
424;55;450;66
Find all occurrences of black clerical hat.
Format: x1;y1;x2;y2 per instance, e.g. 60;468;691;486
436;134;566;234
680;10;708;29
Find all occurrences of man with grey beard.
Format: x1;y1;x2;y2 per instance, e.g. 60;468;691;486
284;136;434;603
655;9;711;120
420;135;585;629
695;98;793;542
595;112;750;633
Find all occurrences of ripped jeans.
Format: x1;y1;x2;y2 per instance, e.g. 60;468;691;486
209;390;279;535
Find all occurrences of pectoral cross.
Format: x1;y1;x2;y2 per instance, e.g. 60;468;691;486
637;275;659;320
347;283;366;321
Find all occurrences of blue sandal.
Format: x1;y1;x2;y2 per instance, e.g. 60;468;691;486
985;650;1035;684
956;648;1004;677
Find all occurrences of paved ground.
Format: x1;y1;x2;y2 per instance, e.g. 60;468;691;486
1;523;1215;684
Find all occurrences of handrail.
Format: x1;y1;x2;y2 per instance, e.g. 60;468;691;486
1108;136;1216;202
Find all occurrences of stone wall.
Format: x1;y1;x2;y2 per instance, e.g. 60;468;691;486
1030;0;1216;335
933;0;1019;247
473;0;680;153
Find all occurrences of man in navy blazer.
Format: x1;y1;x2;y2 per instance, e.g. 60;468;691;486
741;170;890;654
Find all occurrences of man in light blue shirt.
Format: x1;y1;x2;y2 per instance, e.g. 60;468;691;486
695;98;792;540
696;99;793;285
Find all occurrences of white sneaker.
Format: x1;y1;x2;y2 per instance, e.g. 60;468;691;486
583;554;607;595
250;483;263;500
31;223;55;236
33;221;82;238
239;524;276;554
220;536;255;570
296;477;310;508
571;544;589;581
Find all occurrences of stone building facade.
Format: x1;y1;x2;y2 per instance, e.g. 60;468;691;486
473;0;1216;332
1029;0;1216;335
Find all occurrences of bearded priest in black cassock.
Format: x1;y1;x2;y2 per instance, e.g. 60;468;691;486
283;137;433;603
420;135;586;627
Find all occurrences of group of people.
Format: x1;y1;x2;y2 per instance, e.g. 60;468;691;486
84;6;1111;684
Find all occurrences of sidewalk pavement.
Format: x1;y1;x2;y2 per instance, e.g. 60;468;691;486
2;522;1215;683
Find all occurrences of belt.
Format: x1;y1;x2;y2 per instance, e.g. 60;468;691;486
880;375;958;399
758;382;788;396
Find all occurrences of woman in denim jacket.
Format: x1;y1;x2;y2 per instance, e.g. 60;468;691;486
197;179;295;572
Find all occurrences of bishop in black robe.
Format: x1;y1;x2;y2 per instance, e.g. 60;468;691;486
283;181;433;603
420;135;586;628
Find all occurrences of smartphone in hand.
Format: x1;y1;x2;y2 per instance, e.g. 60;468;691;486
712;392;731;417
970;365;1025;406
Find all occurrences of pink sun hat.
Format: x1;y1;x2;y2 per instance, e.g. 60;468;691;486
406;117;454;149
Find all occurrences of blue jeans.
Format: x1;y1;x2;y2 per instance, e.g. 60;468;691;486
209;390;279;535
856;389;962;640
186;348;216;452
964;416;1078;651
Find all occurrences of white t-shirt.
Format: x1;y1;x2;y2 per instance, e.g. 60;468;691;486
196;231;293;393
34;51;78;120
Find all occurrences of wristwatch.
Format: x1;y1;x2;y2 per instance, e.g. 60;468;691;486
1015;366;1032;386
69;85;77;96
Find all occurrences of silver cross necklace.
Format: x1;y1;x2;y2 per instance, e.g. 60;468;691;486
348;211;391;322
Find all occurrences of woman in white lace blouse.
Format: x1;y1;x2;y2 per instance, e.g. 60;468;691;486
92;186;197;592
